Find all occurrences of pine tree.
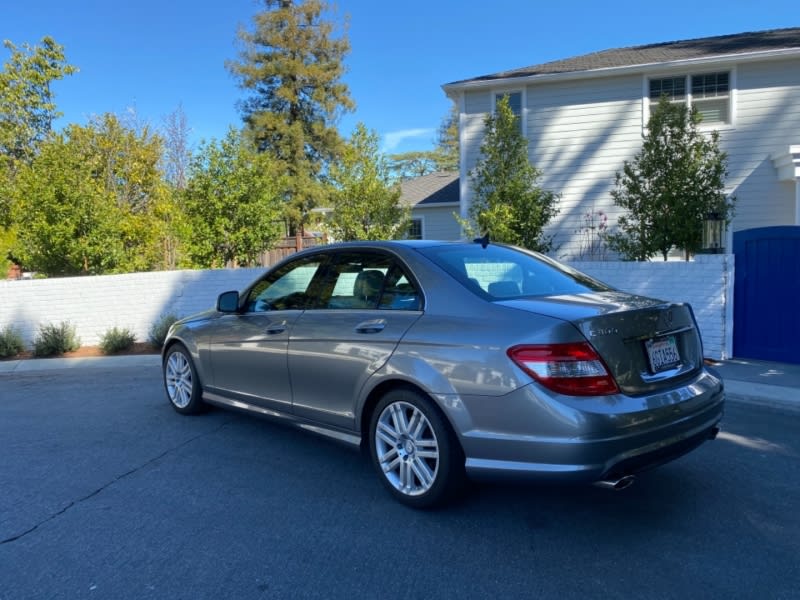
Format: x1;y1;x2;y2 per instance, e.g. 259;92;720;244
227;0;354;233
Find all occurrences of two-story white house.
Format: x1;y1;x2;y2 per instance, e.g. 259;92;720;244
443;27;800;259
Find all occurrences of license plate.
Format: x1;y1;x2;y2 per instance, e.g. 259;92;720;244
645;336;681;373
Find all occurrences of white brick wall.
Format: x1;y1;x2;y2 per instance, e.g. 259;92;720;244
0;255;733;359
569;254;734;360
0;268;265;347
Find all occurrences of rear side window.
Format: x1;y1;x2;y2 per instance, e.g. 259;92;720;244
418;244;612;299
322;252;422;311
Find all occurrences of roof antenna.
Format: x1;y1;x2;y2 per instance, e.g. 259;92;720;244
473;233;490;249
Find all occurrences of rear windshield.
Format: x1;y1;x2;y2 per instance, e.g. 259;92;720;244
418;244;613;299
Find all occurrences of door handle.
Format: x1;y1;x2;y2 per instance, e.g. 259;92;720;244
265;323;287;334
355;319;386;334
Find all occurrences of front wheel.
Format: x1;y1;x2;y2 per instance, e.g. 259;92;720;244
368;388;465;508
163;344;205;415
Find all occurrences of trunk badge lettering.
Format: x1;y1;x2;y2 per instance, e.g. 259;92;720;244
589;327;619;338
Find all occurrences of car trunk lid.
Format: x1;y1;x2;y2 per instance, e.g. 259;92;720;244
499;291;703;395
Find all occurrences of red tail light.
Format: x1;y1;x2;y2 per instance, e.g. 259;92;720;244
507;342;619;396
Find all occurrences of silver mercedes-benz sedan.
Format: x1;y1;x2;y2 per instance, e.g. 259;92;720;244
162;240;724;508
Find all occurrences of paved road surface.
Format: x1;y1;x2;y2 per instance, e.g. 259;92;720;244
1;365;798;599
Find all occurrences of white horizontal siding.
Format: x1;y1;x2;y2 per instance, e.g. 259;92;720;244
721;57;800;232
411;206;462;240
461;91;489;175
527;75;645;258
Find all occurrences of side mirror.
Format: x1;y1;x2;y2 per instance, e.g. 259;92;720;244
217;290;240;313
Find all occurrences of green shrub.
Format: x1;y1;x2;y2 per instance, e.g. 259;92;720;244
0;325;25;358
99;326;136;355
33;321;81;357
148;313;180;348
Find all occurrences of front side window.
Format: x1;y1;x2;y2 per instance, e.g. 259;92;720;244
648;71;730;125
245;256;326;312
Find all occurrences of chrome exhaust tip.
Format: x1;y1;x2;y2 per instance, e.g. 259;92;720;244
593;475;635;491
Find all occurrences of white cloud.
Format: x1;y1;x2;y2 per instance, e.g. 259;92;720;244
381;128;436;152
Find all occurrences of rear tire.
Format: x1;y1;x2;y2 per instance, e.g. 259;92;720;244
163;344;205;415
368;388;465;508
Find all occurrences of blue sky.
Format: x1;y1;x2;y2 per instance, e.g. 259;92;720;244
3;0;797;154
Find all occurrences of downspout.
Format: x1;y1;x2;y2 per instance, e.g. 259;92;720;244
458;92;468;227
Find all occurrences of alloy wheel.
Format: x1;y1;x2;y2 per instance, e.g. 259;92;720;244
374;400;440;496
166;350;193;409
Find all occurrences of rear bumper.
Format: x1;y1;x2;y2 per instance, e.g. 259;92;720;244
452;369;724;483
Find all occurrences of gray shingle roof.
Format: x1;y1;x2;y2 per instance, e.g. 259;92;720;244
448;27;800;85
399;172;459;207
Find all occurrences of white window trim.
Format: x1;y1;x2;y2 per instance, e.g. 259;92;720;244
641;66;737;132
491;88;527;138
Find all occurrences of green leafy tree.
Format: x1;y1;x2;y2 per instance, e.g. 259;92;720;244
11;115;172;275
328;123;409;241
70;113;167;213
388;150;440;180
11;132;125;275
0;36;77;167
0;36;77;228
64;114;171;270
182;128;284;267
0;225;17;274
468;96;559;252
607;96;734;261
228;0;354;233
388;104;459;180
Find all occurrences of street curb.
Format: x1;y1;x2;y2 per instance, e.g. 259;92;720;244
724;379;800;412
0;354;161;374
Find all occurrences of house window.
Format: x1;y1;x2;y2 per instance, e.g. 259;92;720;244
407;218;423;240
691;72;730;124
648;72;730;125
649;77;686;101
494;91;523;133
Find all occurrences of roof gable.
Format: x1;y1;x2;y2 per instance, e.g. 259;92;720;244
399;172;459;207
448;27;800;86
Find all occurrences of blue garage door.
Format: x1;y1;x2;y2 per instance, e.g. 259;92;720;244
733;226;800;364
